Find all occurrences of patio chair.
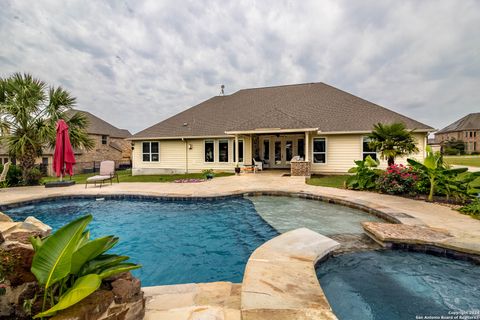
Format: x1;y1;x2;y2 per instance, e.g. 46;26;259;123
0;162;11;183
253;158;263;171
85;160;119;188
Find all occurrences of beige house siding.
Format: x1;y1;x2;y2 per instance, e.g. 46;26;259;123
310;132;427;174
132;137;252;175
132;133;427;175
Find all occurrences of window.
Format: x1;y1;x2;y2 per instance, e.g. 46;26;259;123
297;139;305;159
204;140;214;162
263;140;270;160
274;141;281;164
465;132;468;138
233;140;244;162
470;131;473;138
286;140;293;161
101;135;108;145
313;138;326;163
362;137;377;160
219;140;229;162
142;142;159;162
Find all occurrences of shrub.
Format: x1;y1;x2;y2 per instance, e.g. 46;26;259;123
346;156;383;190
24;167;43;186
459;199;480;218
0;163;23;187
376;164;418;195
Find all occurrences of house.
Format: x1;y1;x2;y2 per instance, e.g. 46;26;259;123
129;82;433;175
0;109;132;175
434;113;480;154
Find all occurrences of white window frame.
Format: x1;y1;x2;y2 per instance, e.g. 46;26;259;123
204;140;215;163
142;141;159;162
312;137;327;164
233;139;244;163
362;136;377;161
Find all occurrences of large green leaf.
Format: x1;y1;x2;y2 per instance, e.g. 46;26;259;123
70;236;118;275
79;254;129;276
99;263;142;280
33;274;101;318
31;215;92;289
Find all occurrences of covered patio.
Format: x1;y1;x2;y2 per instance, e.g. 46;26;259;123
226;128;318;175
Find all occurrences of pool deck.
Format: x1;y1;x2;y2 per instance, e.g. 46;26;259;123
2;171;480;319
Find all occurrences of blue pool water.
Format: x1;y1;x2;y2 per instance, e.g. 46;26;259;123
316;250;480;320
6;197;278;286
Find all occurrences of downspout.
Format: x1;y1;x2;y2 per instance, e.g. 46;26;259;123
182;138;188;174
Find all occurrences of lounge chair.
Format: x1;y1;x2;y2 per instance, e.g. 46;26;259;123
85;160;118;188
253;158;263;171
0;162;11;183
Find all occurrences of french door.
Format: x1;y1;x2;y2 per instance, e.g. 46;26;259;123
260;135;304;168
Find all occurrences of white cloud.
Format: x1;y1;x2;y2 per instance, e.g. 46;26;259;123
1;0;479;133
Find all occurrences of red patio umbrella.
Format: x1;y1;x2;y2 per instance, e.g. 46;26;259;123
53;119;76;178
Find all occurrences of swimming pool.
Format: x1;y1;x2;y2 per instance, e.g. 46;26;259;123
5;195;380;286
316;250;480;319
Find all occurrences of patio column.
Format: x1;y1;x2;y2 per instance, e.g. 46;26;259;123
235;135;239;165
305;131;310;162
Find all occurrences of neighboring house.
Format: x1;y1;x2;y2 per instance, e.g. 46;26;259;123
434;113;480;154
129;82;432;175
66;109;132;173
0;109;132;175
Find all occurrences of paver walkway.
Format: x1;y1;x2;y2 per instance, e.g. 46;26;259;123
1;171;479;254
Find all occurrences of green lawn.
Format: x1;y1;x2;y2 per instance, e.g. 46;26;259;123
306;174;348;188
42;169;234;184
444;156;480;167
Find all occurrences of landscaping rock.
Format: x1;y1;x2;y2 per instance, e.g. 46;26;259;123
24;216;52;235
0;242;36;286
51;290;114;320
4;230;42;245
0;281;38;319
0;212;13;223
111;275;142;304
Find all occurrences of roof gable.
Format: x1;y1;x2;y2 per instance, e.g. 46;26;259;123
437;113;480;133
67;109;131;138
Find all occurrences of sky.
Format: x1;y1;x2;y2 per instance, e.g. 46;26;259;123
1;0;479;134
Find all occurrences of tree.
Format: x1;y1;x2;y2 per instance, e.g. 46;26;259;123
367;122;419;166
442;138;465;155
0;73;94;183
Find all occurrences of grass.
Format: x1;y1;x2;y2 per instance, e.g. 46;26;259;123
306;174;348;188
444;155;480;167
42;169;234;184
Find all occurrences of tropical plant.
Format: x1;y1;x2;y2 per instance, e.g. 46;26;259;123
0;73;94;183
346;155;383;190
376;164;418;195
407;146;471;201
30;214;141;318
367;122;419;166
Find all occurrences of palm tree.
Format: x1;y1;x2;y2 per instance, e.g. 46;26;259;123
367;122;419;166
0;73;94;183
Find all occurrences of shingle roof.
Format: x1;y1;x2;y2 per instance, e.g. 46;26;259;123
131;82;432;139
67;109;131;138
437;113;480;134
